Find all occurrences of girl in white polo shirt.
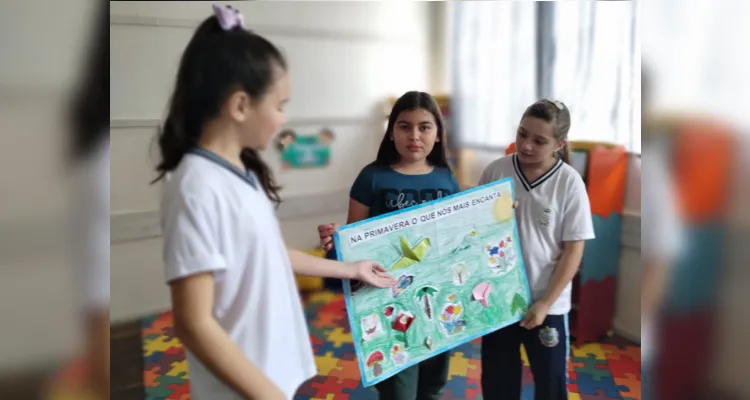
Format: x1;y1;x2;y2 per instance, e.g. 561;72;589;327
152;5;396;400
477;99;595;400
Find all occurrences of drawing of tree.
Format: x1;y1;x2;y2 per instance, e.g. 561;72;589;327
416;286;438;319
511;292;528;315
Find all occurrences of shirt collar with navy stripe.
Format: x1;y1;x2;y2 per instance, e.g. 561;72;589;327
188;147;258;190
512;153;563;191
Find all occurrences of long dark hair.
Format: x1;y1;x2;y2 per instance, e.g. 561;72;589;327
152;14;286;205
69;1;108;162
522;99;572;164
371;91;450;169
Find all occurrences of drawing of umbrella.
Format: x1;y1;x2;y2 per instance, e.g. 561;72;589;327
366;350;385;377
472;282;492;308
415;286;438;319
391;236;431;271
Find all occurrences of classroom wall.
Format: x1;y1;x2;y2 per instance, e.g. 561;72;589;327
109;1;443;322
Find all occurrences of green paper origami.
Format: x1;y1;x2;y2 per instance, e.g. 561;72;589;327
391;236;431;271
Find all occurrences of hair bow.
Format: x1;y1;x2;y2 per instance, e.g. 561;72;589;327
212;4;246;31
550;99;565;110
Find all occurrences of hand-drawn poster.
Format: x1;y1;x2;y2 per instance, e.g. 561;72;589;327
334;178;531;387
275;127;334;169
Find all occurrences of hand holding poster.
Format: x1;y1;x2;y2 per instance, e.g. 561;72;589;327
333;177;531;386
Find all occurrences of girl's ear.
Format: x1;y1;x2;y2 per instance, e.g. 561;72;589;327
557;138;568;153
227;90;251;122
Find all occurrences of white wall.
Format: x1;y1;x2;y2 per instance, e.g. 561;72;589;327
109;1;437;322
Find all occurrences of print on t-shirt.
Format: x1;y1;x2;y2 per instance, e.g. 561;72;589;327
382;188;453;211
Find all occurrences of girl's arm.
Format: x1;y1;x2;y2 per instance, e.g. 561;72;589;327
539;240;585;307
321;198;370;257
288;248;357;279
170;273;286;400
641;258;671;317
347;198;369;224
287;248;396;287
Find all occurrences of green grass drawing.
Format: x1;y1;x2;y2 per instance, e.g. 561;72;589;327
511;292;528;315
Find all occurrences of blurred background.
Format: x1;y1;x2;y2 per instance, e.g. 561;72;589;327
0;0;748;399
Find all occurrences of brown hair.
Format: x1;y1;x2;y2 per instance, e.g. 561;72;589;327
521;99;572;164
151;13;286;206
372;91;450;169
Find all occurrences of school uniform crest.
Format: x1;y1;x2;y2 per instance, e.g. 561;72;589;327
539;326;559;347
537;205;553;227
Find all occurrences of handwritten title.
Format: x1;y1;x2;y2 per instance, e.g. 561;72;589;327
348;191;505;246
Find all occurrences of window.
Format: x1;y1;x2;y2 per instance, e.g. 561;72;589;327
451;2;640;152
450;1;537;150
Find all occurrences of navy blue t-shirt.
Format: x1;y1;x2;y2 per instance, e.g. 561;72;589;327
326;165;460;259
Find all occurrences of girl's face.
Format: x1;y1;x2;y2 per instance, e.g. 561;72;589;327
515;116;565;165
391;108;439;164
229;68;290;151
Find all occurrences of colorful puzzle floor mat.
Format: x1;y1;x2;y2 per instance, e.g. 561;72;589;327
143;291;641;399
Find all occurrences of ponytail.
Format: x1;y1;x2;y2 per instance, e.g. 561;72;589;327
558;142;571;164
241;148;282;206
151;98;201;184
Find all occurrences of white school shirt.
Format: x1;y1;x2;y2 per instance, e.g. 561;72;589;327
160;152;317;400
640;140;683;363
479;154;595;315
72;135;110;311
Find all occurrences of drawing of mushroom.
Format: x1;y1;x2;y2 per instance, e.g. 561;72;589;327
415;286;438;319
366;350;385;377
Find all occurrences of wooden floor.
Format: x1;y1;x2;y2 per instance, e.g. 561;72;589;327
111;319;145;400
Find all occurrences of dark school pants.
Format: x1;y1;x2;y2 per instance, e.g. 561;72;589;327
374;350;451;400
481;314;569;400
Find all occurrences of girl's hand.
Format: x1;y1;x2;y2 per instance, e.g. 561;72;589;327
260;385;287;400
350;261;397;288
520;301;550;330
513;201;519;208
317;223;339;251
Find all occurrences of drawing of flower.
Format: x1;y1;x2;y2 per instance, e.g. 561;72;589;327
391;343;408;365
439;302;466;336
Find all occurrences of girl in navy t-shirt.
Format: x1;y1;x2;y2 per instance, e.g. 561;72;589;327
317;91;459;400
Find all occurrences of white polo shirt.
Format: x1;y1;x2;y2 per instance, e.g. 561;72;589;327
73;135;110;311
479;154;595;315
160;150;317;400
640;139;683;363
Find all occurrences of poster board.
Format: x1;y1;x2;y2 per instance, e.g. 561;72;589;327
275;128;334;169
334;178;531;386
